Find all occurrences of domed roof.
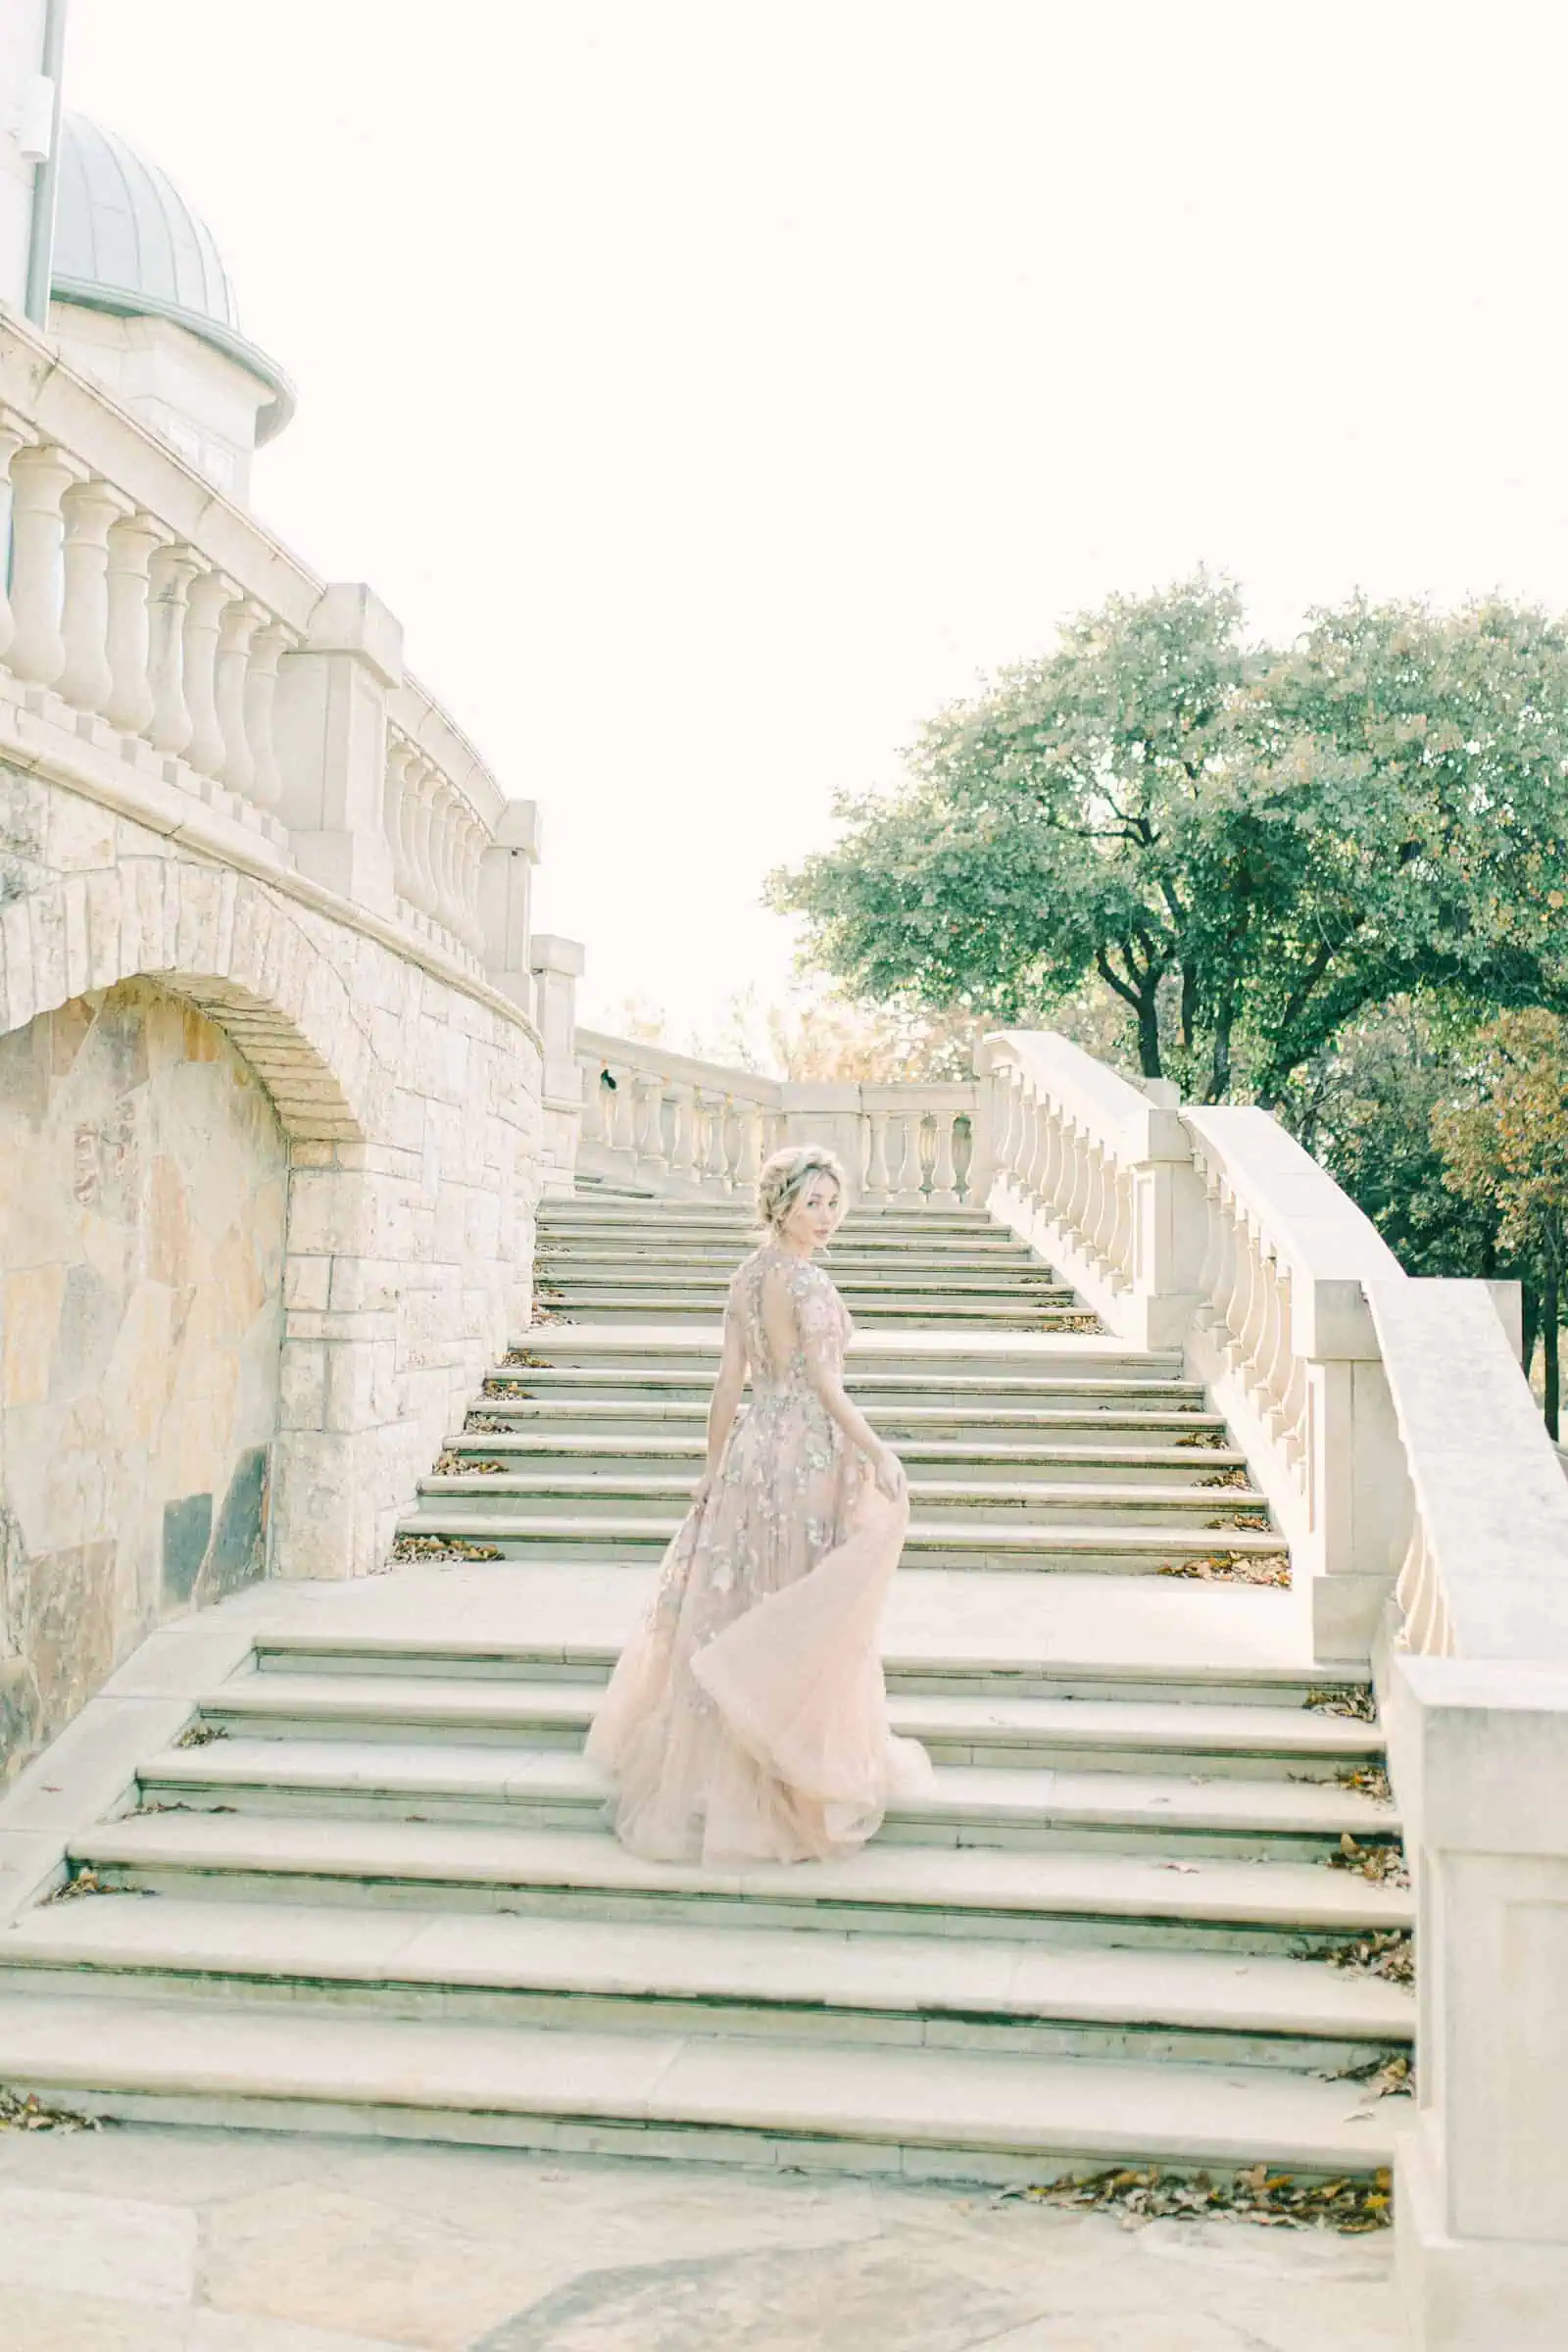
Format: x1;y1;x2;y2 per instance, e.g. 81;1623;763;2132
52;113;294;442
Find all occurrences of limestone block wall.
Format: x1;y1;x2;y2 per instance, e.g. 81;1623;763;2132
0;761;544;1780
0;981;286;1771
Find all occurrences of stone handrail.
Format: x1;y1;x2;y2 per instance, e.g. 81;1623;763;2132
1181;1105;1408;1660
574;1028;979;1206
0;311;523;982
978;1031;1197;1348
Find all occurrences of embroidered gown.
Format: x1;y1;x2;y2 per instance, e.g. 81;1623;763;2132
584;1243;930;1864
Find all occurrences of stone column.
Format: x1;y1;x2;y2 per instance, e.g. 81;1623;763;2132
529;932;586;1197
479;799;541;1012
272;582;402;914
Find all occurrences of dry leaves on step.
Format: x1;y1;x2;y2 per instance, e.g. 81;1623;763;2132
174;1722;228;1748
434;1452;511;1476
44;1870;105;1902
1328;1833;1410;1888
1205;1512;1272;1533
389;1534;505;1564
1053;1314;1103;1334
1197;1467;1250;1490
1007;2162;1393;2232
1335;1765;1394;1804
1175;1429;1229;1448
1325;1930;1414;1986
466;1414;515;1435
1305;1685;1377;1722
502;1350;551;1369
0;2087;104;2133
1157;1551;1292;1588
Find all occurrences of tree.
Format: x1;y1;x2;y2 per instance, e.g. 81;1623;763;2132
769;579;1568;1103
1433;1009;1568;1437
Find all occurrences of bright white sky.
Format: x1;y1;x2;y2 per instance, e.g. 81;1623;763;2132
62;0;1568;1044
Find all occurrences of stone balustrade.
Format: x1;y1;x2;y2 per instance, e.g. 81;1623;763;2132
978;1031;1198;1348
0;312;528;982
572;1029;980;1207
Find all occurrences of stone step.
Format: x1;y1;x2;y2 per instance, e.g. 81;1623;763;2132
542;1206;1000;1234
540;1296;1091;1327
490;1364;1201;1402
64;1813;1413;1953
132;1740;1394;1861
539;1246;1048;1273
538;1265;1072;1298
471;1398;1230;1439
249;1631;1365;1712
0;1991;1404;2182
515;1330;1180;1375
416;1469;1271;1524
199;1670;1386;1780
393;1506;1290;1575
444;1433;1251;1487
0;1897;1412;2071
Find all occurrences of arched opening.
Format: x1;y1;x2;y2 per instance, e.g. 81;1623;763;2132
0;977;287;1781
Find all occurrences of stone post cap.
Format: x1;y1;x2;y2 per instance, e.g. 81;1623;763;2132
530;933;585;977
495;800;542;858
303;583;404;686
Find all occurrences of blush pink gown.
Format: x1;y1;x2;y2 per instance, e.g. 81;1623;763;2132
585;1243;931;1864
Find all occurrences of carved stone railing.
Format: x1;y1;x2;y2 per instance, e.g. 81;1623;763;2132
572;1029;980;1208
978;1031;1197;1348
0;311;536;993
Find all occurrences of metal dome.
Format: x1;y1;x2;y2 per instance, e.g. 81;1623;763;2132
51;113;295;443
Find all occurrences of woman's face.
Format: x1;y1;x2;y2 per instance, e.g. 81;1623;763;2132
780;1172;843;1252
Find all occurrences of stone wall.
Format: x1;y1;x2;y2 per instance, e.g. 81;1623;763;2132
0;980;286;1774
0;761;544;1780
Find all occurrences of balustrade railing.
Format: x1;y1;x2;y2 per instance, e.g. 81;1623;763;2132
0;312;522;988
573;1030;979;1207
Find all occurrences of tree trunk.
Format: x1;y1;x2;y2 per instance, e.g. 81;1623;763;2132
1136;992;1162;1079
1206;1004;1234;1103
1522;1282;1540;1382
1545;1269;1560;1443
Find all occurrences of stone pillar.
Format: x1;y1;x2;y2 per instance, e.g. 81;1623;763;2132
1393;1653;1568;2349
272;582;402;914
529;932;585;1197
479;799;541;1011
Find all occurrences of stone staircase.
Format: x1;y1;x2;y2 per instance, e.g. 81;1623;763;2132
0;1196;1413;2184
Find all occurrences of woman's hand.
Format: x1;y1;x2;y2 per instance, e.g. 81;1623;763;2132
693;1469;715;1508
870;1444;907;1502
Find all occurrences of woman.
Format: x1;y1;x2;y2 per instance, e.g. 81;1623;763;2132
585;1144;931;1864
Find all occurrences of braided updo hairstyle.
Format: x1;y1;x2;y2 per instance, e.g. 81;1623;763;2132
757;1144;846;1236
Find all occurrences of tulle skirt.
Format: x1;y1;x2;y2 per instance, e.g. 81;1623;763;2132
585;1439;931;1865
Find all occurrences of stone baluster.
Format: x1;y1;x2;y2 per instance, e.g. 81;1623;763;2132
929;1112;960;1208
429;782;465;941
103;513;166;735
405;759;439;928
58;476;127;714
181;567;233;779
889;1112;924;1207
633;1074;667;1172
734;1102;763;1194
576;1054;607;1145
216;598;266;797
382;738;417;904
146;544;201;756
457;809;487;956
244;623;291;813
611;1066;639;1156
862;1111;892;1204
0;411;29;662
7;442;75;686
670;1087;700;1185
701;1093;730;1193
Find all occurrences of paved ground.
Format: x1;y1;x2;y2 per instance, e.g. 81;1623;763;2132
0;2121;1408;2350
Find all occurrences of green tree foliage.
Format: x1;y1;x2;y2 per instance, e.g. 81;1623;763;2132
769;578;1568;1103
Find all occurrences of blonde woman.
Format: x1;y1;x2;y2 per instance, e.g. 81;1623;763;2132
586;1145;931;1864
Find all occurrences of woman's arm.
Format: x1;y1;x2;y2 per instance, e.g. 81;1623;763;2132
699;1290;750;1494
